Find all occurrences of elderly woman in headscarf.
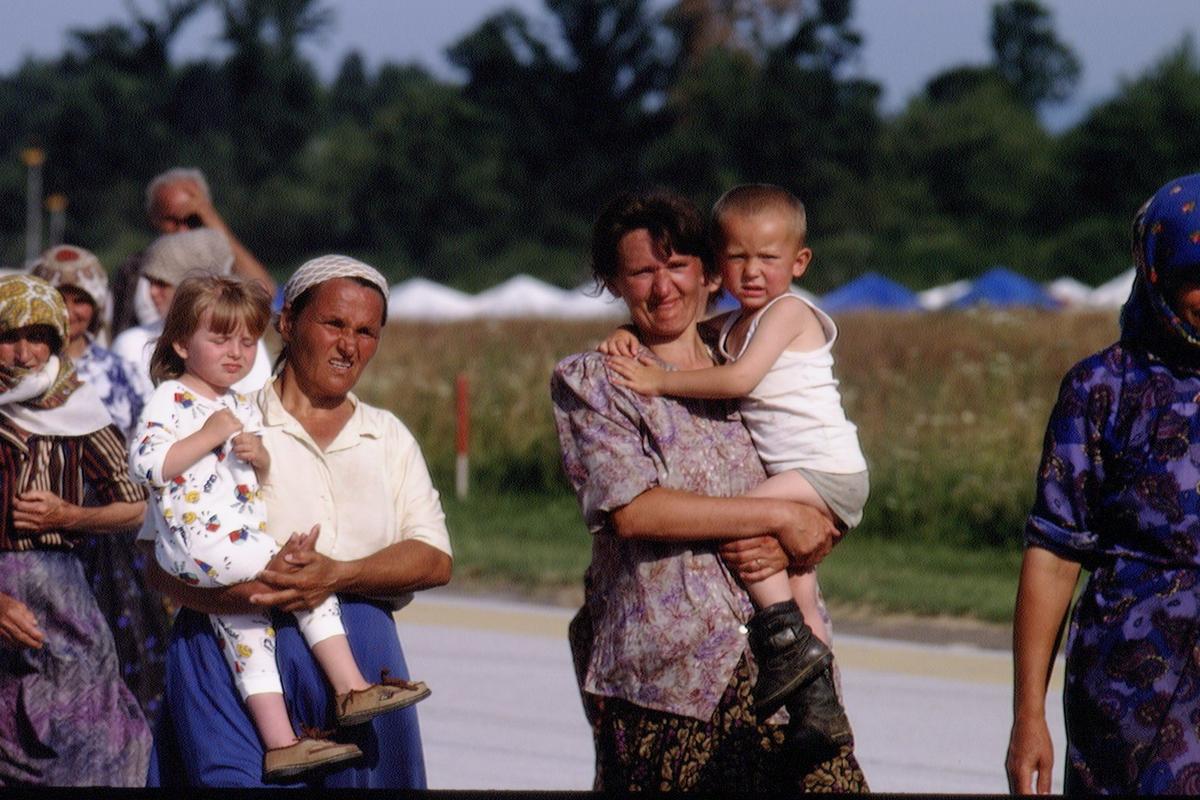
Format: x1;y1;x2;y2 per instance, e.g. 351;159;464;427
142;256;452;788
1007;173;1200;795
31;244;150;440
30;244;171;728
0;275;151;786
111;228;273;396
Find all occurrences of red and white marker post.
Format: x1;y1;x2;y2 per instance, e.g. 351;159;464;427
455;372;469;499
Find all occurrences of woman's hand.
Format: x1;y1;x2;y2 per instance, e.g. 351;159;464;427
1006;711;1055;794
606;354;668;396
597;326;641;358
11;490;79;531
720;536;789;583
0;592;44;649
252;525;346;612
774;503;840;569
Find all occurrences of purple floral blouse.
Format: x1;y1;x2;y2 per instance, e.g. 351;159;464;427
551;351;765;721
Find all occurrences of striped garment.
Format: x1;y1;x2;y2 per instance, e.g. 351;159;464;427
0;420;145;551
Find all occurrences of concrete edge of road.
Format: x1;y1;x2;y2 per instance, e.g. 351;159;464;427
397;590;1062;689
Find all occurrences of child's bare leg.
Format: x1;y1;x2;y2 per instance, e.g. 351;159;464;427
789;568;830;646
310;634;372;695
245;693;300;750
741;470;837;618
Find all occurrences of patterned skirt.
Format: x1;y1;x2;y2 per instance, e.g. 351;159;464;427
74;531;171;728
0;550;151;786
584;656;869;793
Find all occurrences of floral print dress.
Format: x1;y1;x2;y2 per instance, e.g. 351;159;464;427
1028;342;1200;793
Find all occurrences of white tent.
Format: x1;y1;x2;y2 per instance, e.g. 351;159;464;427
387;277;477;321
472;274;573;318
917;279;971;311
1087;268;1135;309
557;284;627;319
1045;277;1093;307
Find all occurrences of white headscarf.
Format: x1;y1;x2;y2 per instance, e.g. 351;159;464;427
283;254;389;313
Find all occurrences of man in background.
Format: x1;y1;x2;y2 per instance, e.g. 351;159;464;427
111;168;276;337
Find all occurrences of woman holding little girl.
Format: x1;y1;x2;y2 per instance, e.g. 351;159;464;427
144;256;452;787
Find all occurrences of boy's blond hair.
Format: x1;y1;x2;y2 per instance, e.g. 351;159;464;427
711;184;807;247
149;274;271;385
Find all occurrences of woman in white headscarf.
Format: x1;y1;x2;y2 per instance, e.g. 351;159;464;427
143;256;452;788
31;245;172;729
111;229;273;396
0;275;151;786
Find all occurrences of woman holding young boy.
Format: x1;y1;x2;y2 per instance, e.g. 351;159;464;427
145;256;452;787
551;190;866;791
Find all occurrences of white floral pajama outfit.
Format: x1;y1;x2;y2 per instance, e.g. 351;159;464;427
130;379;344;698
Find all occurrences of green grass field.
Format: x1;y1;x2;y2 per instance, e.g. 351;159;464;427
358;310;1119;623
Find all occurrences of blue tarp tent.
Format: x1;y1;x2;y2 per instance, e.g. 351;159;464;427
819;272;920;313
950;267;1059;310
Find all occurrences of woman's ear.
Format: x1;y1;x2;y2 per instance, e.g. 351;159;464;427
277;307;294;342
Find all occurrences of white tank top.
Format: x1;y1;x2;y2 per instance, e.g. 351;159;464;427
718;293;868;475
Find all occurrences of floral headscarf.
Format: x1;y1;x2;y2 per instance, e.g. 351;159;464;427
1120;173;1200;366
30;244;111;340
0;275;110;434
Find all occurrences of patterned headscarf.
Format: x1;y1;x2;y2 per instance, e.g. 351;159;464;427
1121;173;1200;365
282;254;389;314
31;244;111;339
0;275;111;434
0;275;90;419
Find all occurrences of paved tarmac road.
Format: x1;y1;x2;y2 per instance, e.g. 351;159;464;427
397;592;1066;793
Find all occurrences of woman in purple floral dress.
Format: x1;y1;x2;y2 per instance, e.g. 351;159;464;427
1008;173;1200;794
551;190;866;792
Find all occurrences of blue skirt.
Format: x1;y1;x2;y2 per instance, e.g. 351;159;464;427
147;597;428;788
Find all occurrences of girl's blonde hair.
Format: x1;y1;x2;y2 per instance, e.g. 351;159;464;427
149;274;272;385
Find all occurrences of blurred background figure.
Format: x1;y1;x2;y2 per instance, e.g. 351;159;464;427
30;244;171;730
111;168;276;339
112;228;273;396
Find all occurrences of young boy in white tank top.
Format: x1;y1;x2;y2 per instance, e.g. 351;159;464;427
603;184;867;761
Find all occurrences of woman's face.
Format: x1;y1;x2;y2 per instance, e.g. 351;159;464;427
280;278;384;402
0;325;57;371
607;229;715;343
1171;279;1200;330
59;286;96;342
148;278;176;318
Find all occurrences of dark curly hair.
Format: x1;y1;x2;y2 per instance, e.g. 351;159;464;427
590;189;718;290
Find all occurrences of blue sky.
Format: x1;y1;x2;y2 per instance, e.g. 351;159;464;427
1;1;1198;125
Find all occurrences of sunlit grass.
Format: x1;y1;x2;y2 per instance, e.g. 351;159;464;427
359;310;1119;620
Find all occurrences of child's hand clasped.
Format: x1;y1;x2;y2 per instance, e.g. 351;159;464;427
606;353;668;396
201;407;243;442
231;431;269;471
598;326;642;358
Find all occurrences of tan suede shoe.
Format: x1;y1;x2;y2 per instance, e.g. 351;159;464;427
336;678;431;727
262;737;363;782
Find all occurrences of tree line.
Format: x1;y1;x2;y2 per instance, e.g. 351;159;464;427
1;0;1198;292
